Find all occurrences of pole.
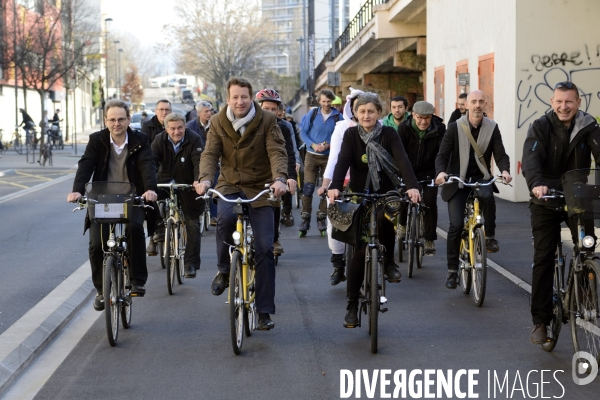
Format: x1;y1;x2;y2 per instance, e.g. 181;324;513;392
113;40;120;99
13;0;18;128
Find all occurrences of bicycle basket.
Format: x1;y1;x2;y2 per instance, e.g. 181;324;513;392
85;181;137;223
328;200;363;247
562;169;600;219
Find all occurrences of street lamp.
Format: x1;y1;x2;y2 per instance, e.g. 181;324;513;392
113;40;120;99
118;49;123;99
103;17;112;126
281;52;290;76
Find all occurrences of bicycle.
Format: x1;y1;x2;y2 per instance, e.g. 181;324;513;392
10;127;23;154
537;169;600;371
73;181;152;346
397;179;435;277
199;202;211;235
157;183;194;295
201;185;275;355
38;132;53;167
441;175;510;307
336;189;406;353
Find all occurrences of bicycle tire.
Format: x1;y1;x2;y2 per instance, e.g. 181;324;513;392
121;254;132;329
369;246;379;354
177;222;186;284
199;211;206;235
166;220;176;295
471;228;487;306
13;135;23;154
407;207;417;278
416;212;424;269
103;255;119;346
569;258;600;369
205;210;210;231
460;238;472;294
230;250;244;355
158;203;166;269
396;219;404;263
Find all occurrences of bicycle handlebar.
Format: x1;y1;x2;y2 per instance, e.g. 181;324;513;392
157;183;195;189
539;189;564;199
198;187;276;204
442;175;511;187
72;195;153;212
337;189;406;201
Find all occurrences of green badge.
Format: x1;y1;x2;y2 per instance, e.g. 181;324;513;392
361;154;368;163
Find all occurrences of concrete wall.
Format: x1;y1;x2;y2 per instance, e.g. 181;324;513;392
514;0;600;200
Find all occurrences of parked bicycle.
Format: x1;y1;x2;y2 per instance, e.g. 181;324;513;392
537;169;600;372
157;183;194;295
335;188;407;353
440;175;510;307
73;181;152;346
397;179;435;277
201;185;275;355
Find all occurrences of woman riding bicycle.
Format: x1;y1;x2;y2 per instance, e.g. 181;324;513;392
327;93;421;327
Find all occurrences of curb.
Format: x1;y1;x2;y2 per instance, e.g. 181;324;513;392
0;263;95;396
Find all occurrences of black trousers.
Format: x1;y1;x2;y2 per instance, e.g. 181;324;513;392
529;202;587;325
347;207;395;301
446;185;496;271
399;185;439;241
89;207;147;292
282;192;292;214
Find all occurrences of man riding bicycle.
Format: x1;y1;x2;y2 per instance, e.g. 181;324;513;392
195;77;288;331
435;90;512;290
522;81;600;344
151;112;205;278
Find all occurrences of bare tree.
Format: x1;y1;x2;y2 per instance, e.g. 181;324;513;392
7;0;97;145
169;0;274;101
120;64;144;104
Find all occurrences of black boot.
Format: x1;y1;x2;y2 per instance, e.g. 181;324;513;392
383;258;402;282
298;212;311;237
344;300;359;328
317;212;327;236
330;253;346;286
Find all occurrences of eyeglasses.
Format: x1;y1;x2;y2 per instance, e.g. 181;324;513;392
106;117;128;124
554;81;575;90
156;108;171;112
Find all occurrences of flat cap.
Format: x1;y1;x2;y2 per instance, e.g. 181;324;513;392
412;101;434;116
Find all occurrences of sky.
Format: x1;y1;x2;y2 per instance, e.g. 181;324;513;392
102;0;178;46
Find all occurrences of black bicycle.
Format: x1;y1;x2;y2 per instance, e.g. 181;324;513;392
73;181;152;346
537;169;600;372
336;189;406;353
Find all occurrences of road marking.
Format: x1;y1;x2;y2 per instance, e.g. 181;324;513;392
0;179;29;189
0;173;74;205
15;170;53;181
436;227;532;293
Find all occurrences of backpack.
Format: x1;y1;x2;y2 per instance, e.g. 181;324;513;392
307;108;340;133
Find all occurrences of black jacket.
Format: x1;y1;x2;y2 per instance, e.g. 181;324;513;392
186;118;209;144
277;118;298;180
72;127;157;232
435;119;510;202
151;129;203;185
331;125;419;193
448;109;463;124
522;110;600;203
141;115;164;144
398;115;446;180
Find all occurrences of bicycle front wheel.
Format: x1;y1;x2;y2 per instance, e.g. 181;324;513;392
230;250;244;355
177;222;186;284
569;258;600;369
369;246;380;354
396;219;404;263
13;135;23;154
407;207;417;278
460;238;472;294
165;220;177;295
471;228;487;306
158;203;166;269
103;255;120;346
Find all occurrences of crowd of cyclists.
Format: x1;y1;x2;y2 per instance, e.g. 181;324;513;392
67;77;598;353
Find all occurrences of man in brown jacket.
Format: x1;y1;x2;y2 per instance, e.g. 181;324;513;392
195;77;288;330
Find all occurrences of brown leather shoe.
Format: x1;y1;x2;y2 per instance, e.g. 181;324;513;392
530;323;548;344
273;241;284;254
146;239;157;256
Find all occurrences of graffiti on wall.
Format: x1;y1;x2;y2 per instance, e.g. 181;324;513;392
516;44;600;175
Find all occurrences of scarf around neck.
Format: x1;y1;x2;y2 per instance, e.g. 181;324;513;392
226;102;256;135
358;122;401;191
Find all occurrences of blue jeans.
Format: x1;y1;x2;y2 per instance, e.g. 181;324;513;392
216;192;276;314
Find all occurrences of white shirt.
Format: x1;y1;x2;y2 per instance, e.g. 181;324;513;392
110;133;129;155
321;110;332;122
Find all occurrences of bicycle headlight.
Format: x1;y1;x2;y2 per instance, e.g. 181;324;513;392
232;231;241;245
582;235;595;248
107;238;116;248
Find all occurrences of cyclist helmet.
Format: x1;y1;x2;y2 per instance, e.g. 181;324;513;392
256;88;281;104
332;96;342;105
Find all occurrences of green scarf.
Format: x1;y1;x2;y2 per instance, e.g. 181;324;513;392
411;119;427;139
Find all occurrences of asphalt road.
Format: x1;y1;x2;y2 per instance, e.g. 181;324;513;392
23;193;598;399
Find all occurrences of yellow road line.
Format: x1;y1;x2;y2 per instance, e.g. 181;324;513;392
0;179;29;189
15;171;53;181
